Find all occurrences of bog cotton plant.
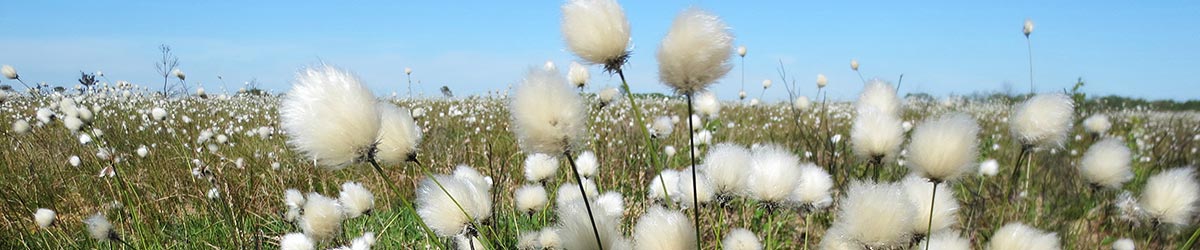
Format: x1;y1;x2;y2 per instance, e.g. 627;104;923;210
721;228;762;250
568;61;590;89
633;206;696;250
300;193;345;242
34;208;56;229
1083;114;1111;135
745;144;802;205
906;113;977;247
1139;167;1199;226
850;107;904;176
791;163;834;209
902;175;961;236
1010;93;1074;149
515;184;549;214
855;80;901;116
338;181;375;218
561;0;631;72
833;180;915;248
416;174;492;238
988;222;1061;250
1078;138;1133;189
280;65;380;169
375;102;423;164
524;153;559;183
700;143;751;197
280;233;315;250
555;200;630;249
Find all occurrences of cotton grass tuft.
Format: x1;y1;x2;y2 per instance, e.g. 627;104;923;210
1079;138;1133;189
280;65;380;169
656;8;734;94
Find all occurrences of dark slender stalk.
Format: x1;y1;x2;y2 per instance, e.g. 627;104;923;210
685;93;701;249
924;180;941;250
1008;144;1031;199
564;152;603;250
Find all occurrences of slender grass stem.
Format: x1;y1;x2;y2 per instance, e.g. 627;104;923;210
1183;225;1200;250
924;180;941;250
564;151;604;250
1026;37;1035;94
685;93;701;249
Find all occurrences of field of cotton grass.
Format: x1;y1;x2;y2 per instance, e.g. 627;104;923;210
3;1;1200;250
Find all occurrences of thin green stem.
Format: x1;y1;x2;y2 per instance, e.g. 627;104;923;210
1026;37;1035;94
925;181;940;250
564;152;604;250
685;93;701;249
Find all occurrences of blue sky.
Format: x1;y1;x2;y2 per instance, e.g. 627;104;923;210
2;1;1197;101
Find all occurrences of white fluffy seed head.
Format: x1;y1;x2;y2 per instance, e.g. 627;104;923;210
916;231;970;250
816;74;828;88
737;46;747;57
338;182;375;218
634;206;696;250
692;91;721;118
746;144;802;203
12;119;30;134
988;222;1061;250
677;166;715;208
510;66;587;154
454;165;493;191
151;107;168;121
285;189;306;209
539;228;562;249
700;143;751;194
455;235;485;250
980;159;1000;176
34;208;56;229
561;0;631;68
575;150;599;177
416;175;492;237
851;59;860;71
907;113;980;182
556;200;626;249
855;80;901;116
281;65;380;169
556;179;599;207
651;116;674;138
656;7;734;94
792;163;834;208
349;232;376;250
63;116;84;133
1139;167;1199;226
1083;114;1111;135
1023;18;1035;36
1010;93;1074;148
376;102;422;164
901;175;960;234
280;233;315;250
650;169;681;202
515;184;549;213
598;86;620;105
793;96;811;111
85;213;115;241
1080;138;1133;189
596;191;625;218
568;61;590;88
721;228;762;250
524;153;559;182
850;107;904;160
518;231;540;249
300;193;345;242
1;65;17;79
834;180;915;248
1112;238;1135;250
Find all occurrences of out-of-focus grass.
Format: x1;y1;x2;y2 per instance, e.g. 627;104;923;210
1;92;1197;249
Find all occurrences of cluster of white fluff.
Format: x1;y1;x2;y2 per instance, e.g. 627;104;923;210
1139;167;1199;226
510;66;587;154
284;189;305;223
597;87;620;106
833;180;915;248
561;0;631;68
700;143;751;195
656;8;734;94
375;102;422;164
745;144;803;203
575;150;599;177
979;159;1000;176
676;166;715;208
901;175;960;234
338;182;375;218
1083;114;1111;135
568;61;590;88
792;163;834;208
280;233;315;250
416;170;492;237
556;200;630;249
916;231;970;250
524;153;559;182
2;65;18;79
649;169;681;202
1010;93;1074;148
280;65;380;169
793;96;812;111
1079;138;1133;189
855;79;901;116
850;107;904;160
595;191;625;218
515;184;548;214
634;206;696;250
721;228;762;250
907;113;980;182
651;115;674;138
555;179;599;208
988;222;1060;250
300;193;346;242
85;213;116;241
34;208;56;229
692;91;721;118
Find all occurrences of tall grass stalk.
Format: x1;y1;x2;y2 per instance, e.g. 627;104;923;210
564;151;604;250
685;93;701;249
